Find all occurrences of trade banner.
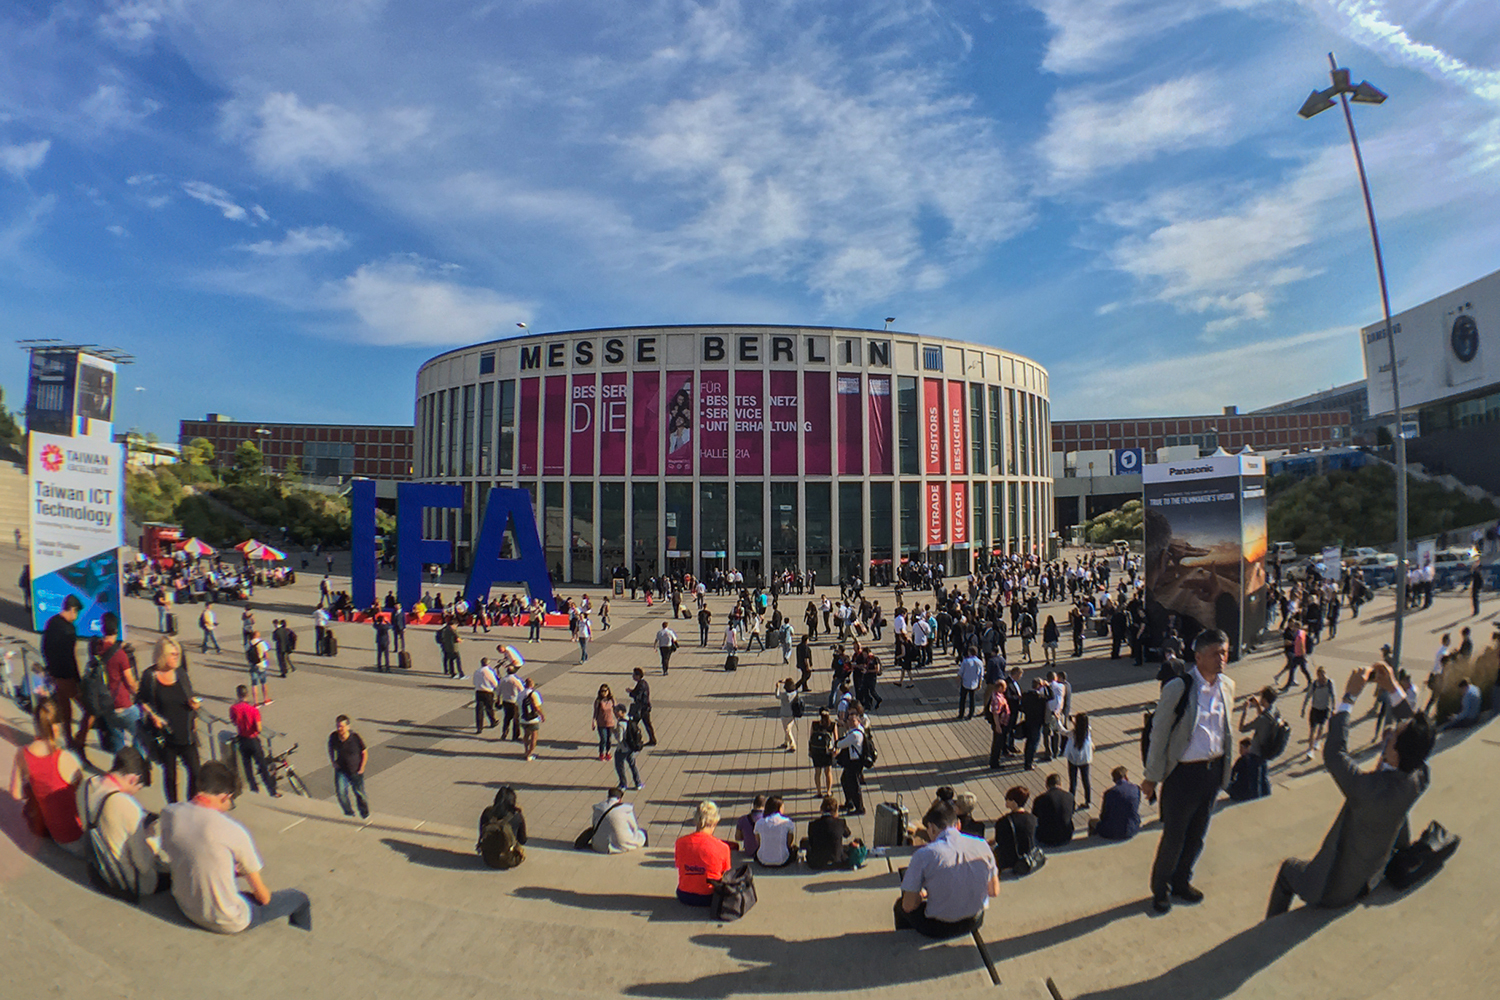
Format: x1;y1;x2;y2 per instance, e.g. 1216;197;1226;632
734;369;764;476
804;371;831;476
946;380;966;475
923;378;943;475
665;371;694;475
926;482;945;549
837;375;863;476
769;370;799;476
699;370;730;476
518;377;540;476
570;374;596;477
598;371;627;475
867;375;892;475
631;371;660;476
542;375;567;476
950;482;968;546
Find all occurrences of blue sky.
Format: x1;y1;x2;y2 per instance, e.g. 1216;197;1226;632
2;0;1497;436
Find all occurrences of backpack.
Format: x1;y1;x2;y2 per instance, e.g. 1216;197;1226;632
286;629;298;651
859;728;879;768
1262;711;1293;760
808;726;832;757
1140;678;1193;766
626;718;647;753
80;649;113;719
245;644;261;669
85;791;140;903
478;814;525;870
790;694;805;719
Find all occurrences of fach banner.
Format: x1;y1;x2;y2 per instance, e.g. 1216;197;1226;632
837;375;863;476
518;378;540;476
631;371;660;476
598;371;627;475
946;381;966;475
926;482;946;549
923;378;943;475
868;375;892;475
570;374;596;476
734;369;764;476
28;350;122;637
804;371;831;475
699;370;730;475
768;370;799;476
950;483;968;547
542;376;567;476
665;371;694;475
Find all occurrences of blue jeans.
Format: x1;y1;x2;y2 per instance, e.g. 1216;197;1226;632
334;771;369;818
244;888;312;931
615;747;641;787
202;628;221;653
106;705;144;754
597;725;612;755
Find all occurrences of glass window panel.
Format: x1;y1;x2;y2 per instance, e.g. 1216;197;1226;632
699;482;728;575
544;482;564;585
632;483;658;578
869;482;893;564
478;382;494;477
571;483;594;584
770;482;799;577
665;482;694;575
899;482;921;556
897;376;919;474
805;482;832;584
599;483;625;577
970;384;985;474
735;483;763;576
498;380;516;473
839;482;863;581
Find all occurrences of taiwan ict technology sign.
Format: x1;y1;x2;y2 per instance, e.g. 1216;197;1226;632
27;350;124;637
1143;454;1267;661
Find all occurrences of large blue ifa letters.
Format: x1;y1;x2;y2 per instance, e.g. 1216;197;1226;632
351;481;554;612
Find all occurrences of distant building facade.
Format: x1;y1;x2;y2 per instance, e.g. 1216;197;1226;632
1255;381;1377;446
177;414;413;481
1051;408;1350;458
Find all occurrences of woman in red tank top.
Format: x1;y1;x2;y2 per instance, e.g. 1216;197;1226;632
8;696;84;851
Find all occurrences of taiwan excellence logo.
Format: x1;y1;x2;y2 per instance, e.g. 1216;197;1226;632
39;443;64;472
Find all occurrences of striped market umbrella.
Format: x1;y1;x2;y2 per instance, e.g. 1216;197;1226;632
235;539;287;561
179;537;216;556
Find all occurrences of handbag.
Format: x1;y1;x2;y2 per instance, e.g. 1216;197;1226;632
1385;820;1460;890
574;801;623;850
1004;814;1046;876
708;863;757;922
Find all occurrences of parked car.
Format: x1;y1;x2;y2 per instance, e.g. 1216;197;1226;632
1270;541;1297;561
1342;547;1380;563
1353;553;1398;569
1433;547;1478;567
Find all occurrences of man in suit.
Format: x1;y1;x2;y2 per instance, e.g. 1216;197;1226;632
1093;766;1142;841
1142;628;1237;913
1032;772;1075;847
1266;662;1433;918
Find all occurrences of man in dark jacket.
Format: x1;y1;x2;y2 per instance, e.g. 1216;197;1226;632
1093;766;1143;841
43;595;89;752
1020;677;1049;770
1032;772;1075;847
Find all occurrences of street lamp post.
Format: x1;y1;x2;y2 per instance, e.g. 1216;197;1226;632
1299;52;1407;670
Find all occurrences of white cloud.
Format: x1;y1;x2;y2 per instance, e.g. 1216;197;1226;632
1028;0;1263;74
332;255;531;346
1040;75;1234;184
0;140;50;178
1308;0;1500;105
96;1;173;46
180;180;250;221
107;224;128;236
240;225;350;256
81;82;162;129
222;92;431;186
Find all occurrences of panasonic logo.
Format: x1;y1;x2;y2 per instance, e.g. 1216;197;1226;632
1168;465;1214;475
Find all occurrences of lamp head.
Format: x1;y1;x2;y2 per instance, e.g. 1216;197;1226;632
1350;81;1387;105
1298;89;1336;118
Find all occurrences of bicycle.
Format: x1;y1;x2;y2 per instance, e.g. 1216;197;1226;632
264;730;311;797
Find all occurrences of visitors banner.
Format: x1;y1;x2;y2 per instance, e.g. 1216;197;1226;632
867;375;892;475
926;482;945;549
950;482;968;546
923;378;943;475
699;370;730;476
518;377;540;476
946;381;966;475
570;374;596;477
735;369;764;476
542;375;566;476
631;371;659;476
598;371;627;475
837;375;863;476
665;371;694;475
768;371;799;476
804;371;831;475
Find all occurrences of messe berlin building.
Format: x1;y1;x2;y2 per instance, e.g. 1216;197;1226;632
415;325;1052;585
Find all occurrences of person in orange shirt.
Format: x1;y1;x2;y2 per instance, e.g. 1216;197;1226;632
674;800;731;907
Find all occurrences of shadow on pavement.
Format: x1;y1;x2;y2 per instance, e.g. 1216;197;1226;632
511;885;707;923
381;836;486;871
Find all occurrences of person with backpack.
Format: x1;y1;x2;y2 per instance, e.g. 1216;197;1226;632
245;630;272;707
518;678;545;761
1301;666;1337;760
75;747;167;899
808;709;839;797
1233;687;1287;800
612;704;646;790
476;786;527;869
834;704;870;816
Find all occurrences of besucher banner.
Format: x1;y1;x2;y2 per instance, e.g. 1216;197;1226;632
27;350;124;637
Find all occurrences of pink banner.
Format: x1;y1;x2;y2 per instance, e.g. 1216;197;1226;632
926;482;945;548
665;371;694;476
868;375;891;475
518;377;540;476
804;371;831;476
768;370;798;476
631;372;660;476
947;380;966;475
543;376;566;476
923;378;943;475
837;374;863;476
950;483;968;545
735;369;764;476
570;374;596;476
699;370;729;476
599;371;627;475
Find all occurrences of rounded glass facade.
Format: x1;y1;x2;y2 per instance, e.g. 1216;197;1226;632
415;325;1052;584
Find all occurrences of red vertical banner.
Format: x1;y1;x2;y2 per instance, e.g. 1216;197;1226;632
698;370;729;476
867;375;891;475
947;380;966;475
804;371;831;475
950;482;968;546
570;374;596;476
923;378;943;475
518;377;540;476
836;375;863;476
768;370;799;476
926;482;945;548
734;369;764;476
598;371;627;475
631;371;660;476
542;375;566;476
664;371;694;475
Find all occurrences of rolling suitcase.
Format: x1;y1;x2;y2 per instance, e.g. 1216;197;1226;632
326;634;338;657
398;650;412;670
164;612;178;635
724;653;739;672
873;795;908;848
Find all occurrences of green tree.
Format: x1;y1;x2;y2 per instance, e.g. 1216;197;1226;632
0;385;23;456
232;442;264;483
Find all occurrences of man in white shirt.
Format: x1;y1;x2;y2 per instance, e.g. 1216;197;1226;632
313;605;331;656
159;761;311;934
473;657;499;734
654;622;678;674
752;796;797;867
1424;634;1450;714
76;748;167;898
590;787;648;854
497;662;525;742
895;799;999;938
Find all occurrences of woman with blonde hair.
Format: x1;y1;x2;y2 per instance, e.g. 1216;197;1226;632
8;696;84;852
674;800;731;907
137;636;203;802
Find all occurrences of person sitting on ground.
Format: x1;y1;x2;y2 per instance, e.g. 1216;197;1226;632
1228;737;1269;802
992;786;1039;873
1090;766;1143;841
476;786;527;866
8;696;84;854
733;795;765;857
753;796;797;868
1266;663;1434;918
895;799;999;939
954;791;985;839
76;747;169;897
1443;679;1483;730
1032;772;1075;847
591;786;648;854
675;800;732;908
158;761;312;933
802;795;854;869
